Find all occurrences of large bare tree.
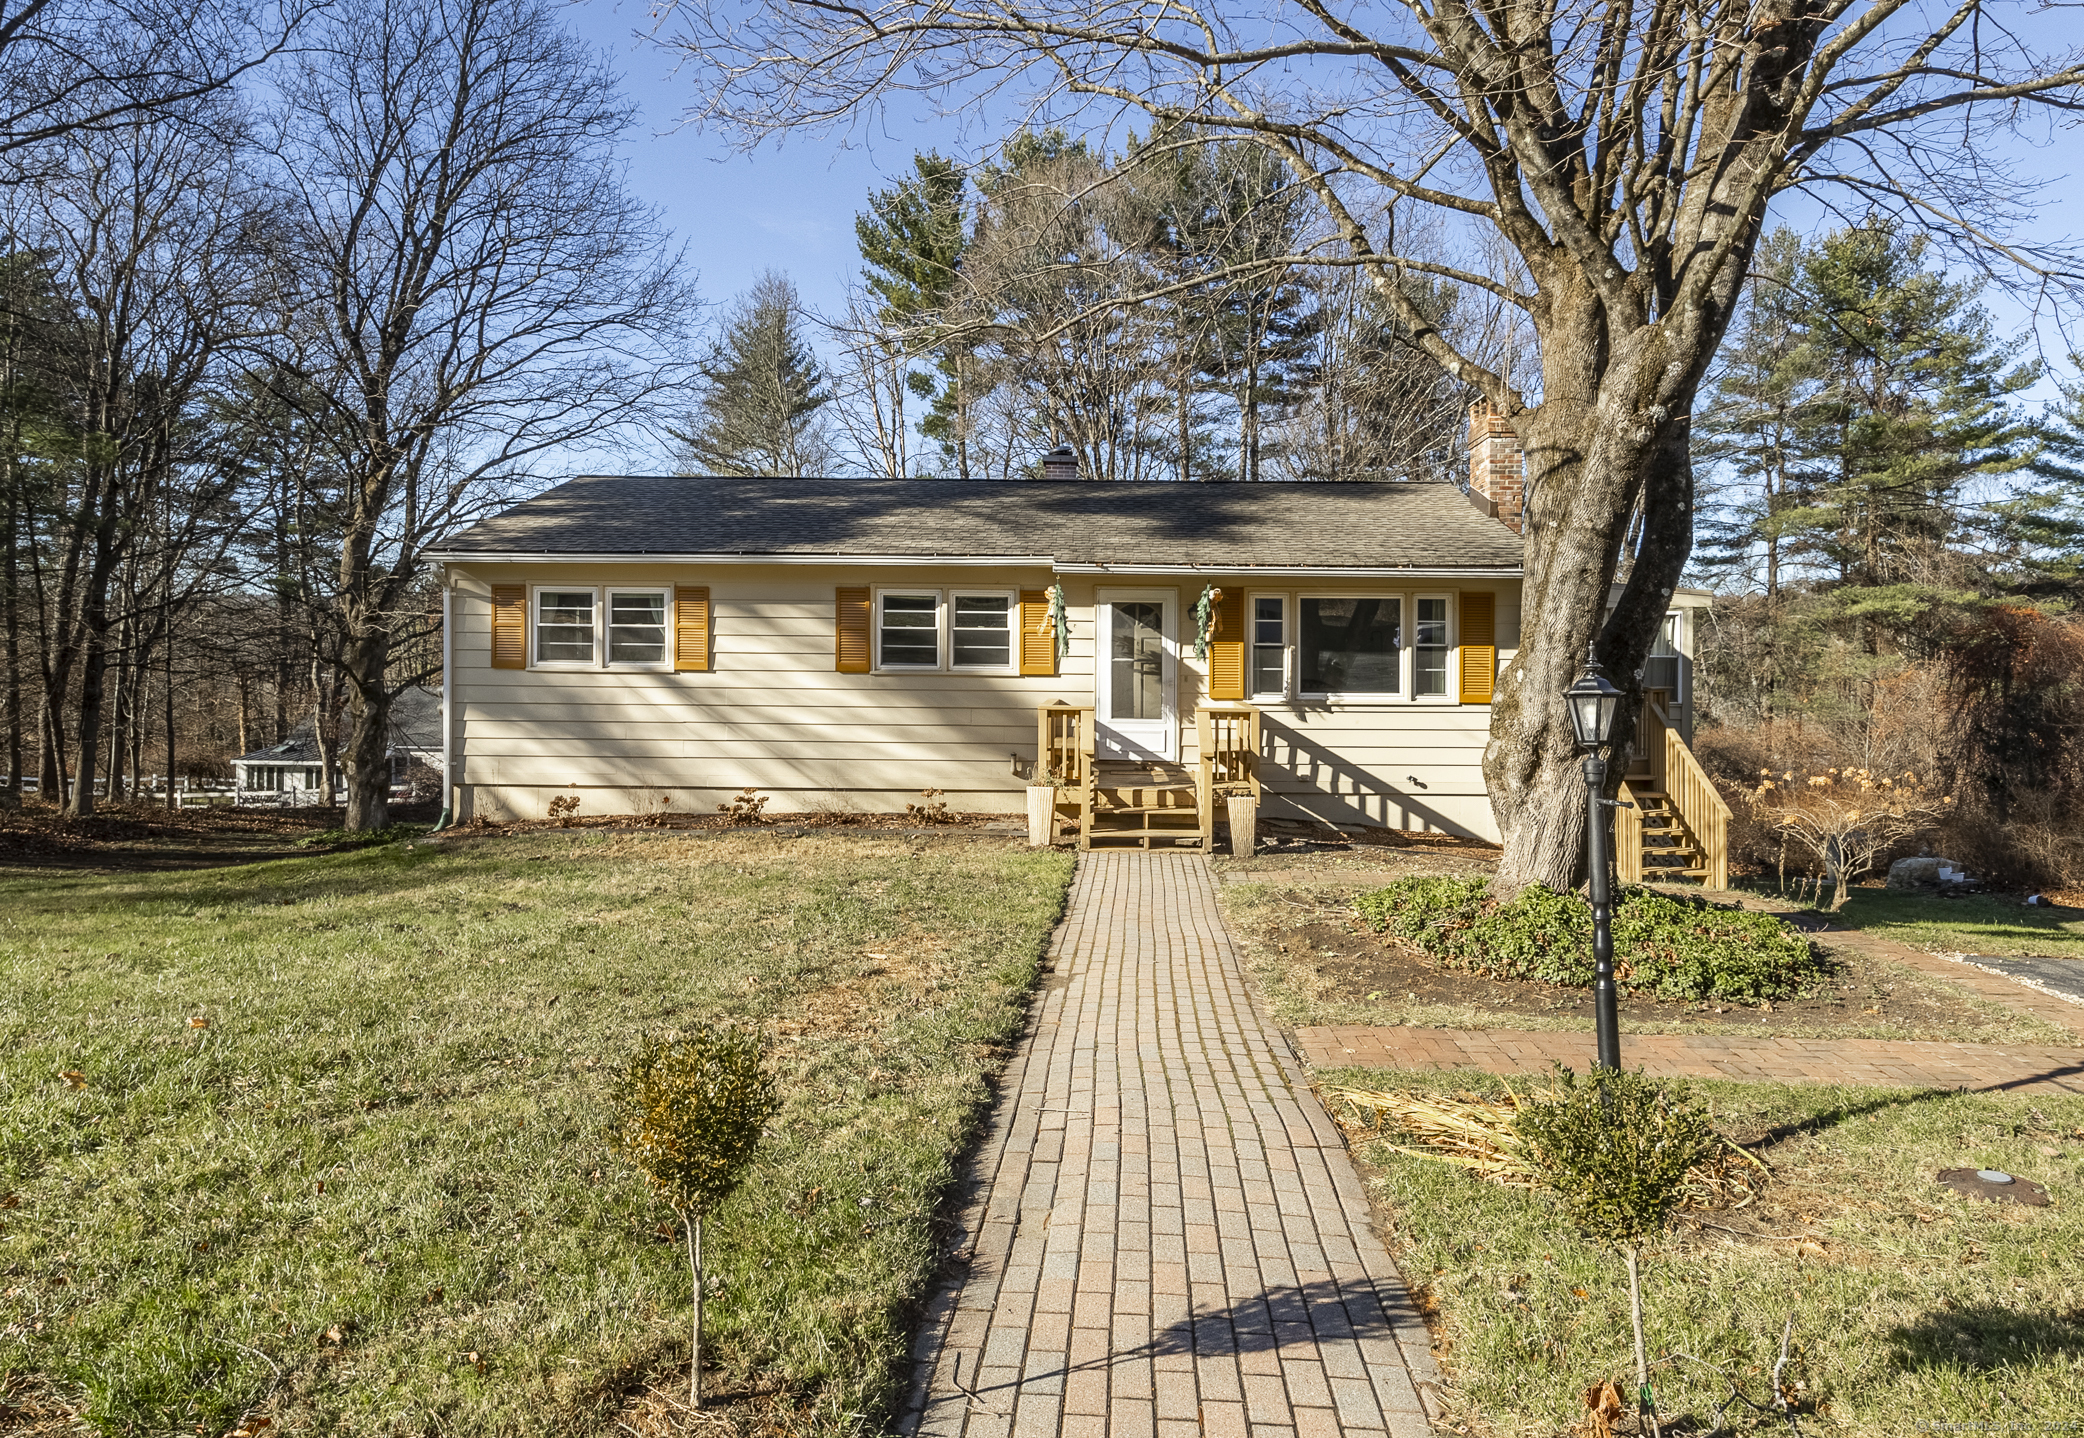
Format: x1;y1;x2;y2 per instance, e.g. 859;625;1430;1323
0;0;315;160
11;95;258;816
266;0;691;830
655;0;2084;888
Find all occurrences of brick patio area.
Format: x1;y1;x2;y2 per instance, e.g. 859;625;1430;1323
899;853;1442;1438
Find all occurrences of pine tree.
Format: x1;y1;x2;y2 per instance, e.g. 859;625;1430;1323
855;154;974;477
677;273;833;476
1196;143;1321;482
1796;221;2039;595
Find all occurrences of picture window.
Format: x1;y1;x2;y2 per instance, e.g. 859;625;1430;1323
1300;597;1400;694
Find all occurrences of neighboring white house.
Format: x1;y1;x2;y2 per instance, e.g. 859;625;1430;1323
230;686;442;805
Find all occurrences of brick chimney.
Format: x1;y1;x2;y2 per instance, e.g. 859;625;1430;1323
1467;400;1524;534
1042;444;1078;481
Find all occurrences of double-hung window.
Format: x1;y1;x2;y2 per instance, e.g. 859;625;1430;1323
1413;596;1451;697
535;589;597;666
951;593;1013;669
1300;597;1401;696
877;592;941;668
1251;596;1287;697
606;590;669;667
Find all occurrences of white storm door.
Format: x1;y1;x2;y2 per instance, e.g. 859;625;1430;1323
1095;590;1177;761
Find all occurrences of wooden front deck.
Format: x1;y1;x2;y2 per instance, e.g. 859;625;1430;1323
1036;703;1261;852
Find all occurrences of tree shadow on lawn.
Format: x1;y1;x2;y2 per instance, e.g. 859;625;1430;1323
1726;1086;2075;1158
1886;1300;2084;1373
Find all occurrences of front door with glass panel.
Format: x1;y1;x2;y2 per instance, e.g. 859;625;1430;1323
1095;591;1177;761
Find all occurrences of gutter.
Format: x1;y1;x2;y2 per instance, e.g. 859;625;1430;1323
426;551;1524;579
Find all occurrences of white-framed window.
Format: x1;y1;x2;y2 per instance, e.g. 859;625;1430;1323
1250;594;1288;697
949;591;1015;671
871;588;1019;673
1413;594;1452;698
876;590;941;669
605;588;670;668
1299;595;1403;697
534;587;598;667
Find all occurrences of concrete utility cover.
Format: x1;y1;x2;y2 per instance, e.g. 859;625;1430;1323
1937;1167;2051;1206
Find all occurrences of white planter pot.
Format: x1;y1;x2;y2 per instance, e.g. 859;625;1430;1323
1027;785;1057;847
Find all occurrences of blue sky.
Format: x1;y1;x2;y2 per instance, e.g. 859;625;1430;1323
561;0;2083;474
563;0;962;326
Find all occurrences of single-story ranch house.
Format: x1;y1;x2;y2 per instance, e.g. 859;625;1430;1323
430;416;1717;869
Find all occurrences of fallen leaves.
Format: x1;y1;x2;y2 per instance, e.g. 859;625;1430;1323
1580;1378;1625;1438
58;1070;85;1089
188;1017;211;1029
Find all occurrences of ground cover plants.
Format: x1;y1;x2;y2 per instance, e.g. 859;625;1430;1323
1356;876;1829;1002
1327;1068;2084;1436
1217;863;2069;1045
0;829;1075;1436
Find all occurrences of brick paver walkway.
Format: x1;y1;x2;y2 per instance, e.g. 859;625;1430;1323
1297;1025;2084;1094
899;854;1441;1438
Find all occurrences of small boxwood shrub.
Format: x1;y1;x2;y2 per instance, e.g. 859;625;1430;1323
1354;877;1827;1002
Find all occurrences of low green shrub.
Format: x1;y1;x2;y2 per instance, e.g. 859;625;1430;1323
1354;876;1827;1002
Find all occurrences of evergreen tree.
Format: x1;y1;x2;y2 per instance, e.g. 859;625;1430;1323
1196;143;1320;482
677;273;833;476
1796;221;2039;596
855;153;974;476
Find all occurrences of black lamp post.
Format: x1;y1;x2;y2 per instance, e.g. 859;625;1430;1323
1565;646;1626;1071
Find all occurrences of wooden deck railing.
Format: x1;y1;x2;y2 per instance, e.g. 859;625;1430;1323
1195;704;1261;852
1195;704;1260;797
1659;699;1730;889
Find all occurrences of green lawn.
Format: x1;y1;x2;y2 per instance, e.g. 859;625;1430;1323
0;830;1075;1436
1781;887;2084;961
1327;1068;2084;1436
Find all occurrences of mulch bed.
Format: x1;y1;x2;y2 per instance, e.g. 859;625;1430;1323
1272;915;1984;1034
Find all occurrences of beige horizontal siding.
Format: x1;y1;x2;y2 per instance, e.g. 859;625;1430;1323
446;563;1519;838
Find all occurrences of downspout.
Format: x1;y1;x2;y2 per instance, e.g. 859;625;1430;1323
432;571;455;831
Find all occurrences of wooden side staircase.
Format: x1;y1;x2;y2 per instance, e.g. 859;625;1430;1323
1614;695;1730;889
1035;703;1260;852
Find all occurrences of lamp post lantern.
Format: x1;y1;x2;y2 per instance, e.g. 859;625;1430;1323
1565;646;1626;1071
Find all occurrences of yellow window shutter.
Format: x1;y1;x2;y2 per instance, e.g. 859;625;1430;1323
1459;591;1497;703
491;585;526;670
674;586;711;672
1207;587;1246;701
835;587;871;673
1018;589;1055;676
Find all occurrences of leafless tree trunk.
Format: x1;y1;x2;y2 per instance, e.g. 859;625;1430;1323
655;0;2084;887
265;0;692;830
15;96;254;817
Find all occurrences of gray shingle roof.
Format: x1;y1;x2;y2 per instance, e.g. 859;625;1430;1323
433;475;1523;572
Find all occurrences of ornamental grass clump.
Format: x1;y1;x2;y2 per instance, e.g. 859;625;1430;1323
1514;1067;1717;1438
610;1028;778;1410
1354;876;1826;1003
